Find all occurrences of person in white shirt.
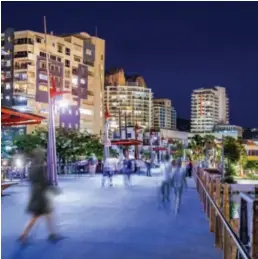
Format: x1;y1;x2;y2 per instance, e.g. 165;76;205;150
171;158;188;214
102;157;118;187
160;154;172;203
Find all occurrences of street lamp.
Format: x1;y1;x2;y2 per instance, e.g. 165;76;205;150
44;17;69;186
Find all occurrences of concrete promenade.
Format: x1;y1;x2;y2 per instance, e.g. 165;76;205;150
1;172;222;259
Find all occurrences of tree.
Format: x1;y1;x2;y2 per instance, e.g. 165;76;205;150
110;148;119;158
224;137;242;163
223;137;248;180
188;135;205;161
14;127;104;162
244;161;258;173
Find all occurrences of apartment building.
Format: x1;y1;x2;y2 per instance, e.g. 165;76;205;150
153;98;177;130
1;28;105;136
104;69;152;132
191;86;229;133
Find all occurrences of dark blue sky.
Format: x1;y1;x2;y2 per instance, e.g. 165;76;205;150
2;2;258;127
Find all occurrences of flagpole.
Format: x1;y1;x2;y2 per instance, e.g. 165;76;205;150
44;16;58;186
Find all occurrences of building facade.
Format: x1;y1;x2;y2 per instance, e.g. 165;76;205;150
1;29;105;136
105;84;153;132
153;98;177;130
191;86;229;133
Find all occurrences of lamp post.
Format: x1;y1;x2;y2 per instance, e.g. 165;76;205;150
221;134;225;179
104;105;111;162
44;17;69;186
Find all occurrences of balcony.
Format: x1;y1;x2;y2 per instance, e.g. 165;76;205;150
14;52;34;61
14;64;34;72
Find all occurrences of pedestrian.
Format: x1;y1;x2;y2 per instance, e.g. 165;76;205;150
18;148;59;243
146;158;152;177
123;149;133;187
171;158;187;215
102;156;118;187
89;153;97;176
160;154;172;203
170;160;177;187
187;159;193;178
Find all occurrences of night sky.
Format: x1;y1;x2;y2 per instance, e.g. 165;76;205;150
2;2;258;127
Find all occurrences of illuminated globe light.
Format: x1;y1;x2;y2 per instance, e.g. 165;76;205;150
16;158;23;168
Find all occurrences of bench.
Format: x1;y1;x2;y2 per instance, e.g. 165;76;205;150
1;182;19;195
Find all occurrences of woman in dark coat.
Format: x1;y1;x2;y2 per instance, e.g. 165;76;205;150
19;148;59;242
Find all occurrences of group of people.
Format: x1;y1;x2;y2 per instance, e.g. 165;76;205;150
160;155;191;214
17;147;192;244
102;149;133;187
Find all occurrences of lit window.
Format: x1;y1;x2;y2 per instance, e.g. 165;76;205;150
75;110;79;116
80;78;85;84
86;49;92;55
69;109;72;114
79;108;93;115
19;96;26;101
5;83;11;90
72;77;78;85
69;123;72;128
5;96;10;100
62;123;65;128
39;73;48;81
39;85;48;91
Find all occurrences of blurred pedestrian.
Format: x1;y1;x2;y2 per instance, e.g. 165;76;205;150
187;159;193;178
160;154;172;203
89;154;97;176
146;158;151;177
123;149;133;187
102;156;118;187
18;148;59;243
171;158;188;214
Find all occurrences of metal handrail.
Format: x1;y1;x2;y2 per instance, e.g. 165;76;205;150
195;173;252;259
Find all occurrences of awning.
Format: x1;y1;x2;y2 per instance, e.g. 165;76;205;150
152;147;167;151
111;139;142;146
1;106;45;127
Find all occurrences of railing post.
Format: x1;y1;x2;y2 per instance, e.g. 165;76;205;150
209;179;216;233
251;187;258;258
215;179;223;249
223;184;231;259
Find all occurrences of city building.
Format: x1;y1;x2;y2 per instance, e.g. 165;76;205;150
191;86;229;133
105;69;152;132
242;140;258;162
153;98;177;130
1;28;105;136
213;124;243;139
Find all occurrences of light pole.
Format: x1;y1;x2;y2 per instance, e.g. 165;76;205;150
44;16;69;186
104;105;111;162
221;134;225;179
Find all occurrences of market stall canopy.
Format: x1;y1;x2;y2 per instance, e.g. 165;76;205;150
111;139;142;146
1;106;45;127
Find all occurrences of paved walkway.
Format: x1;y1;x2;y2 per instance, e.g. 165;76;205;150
1;173;222;259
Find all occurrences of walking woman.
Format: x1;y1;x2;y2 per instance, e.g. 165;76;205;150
18;148;59;243
171;158;188;214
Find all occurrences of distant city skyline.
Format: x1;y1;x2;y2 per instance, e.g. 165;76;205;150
2;2;258;127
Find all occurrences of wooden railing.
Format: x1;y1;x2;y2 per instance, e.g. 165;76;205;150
195;167;252;259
